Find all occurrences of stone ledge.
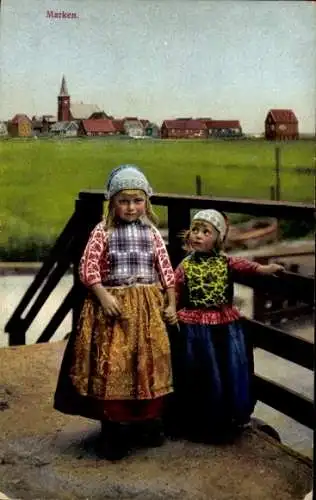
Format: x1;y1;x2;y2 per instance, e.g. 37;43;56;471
0;341;313;500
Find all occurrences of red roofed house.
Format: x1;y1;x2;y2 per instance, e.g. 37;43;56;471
265;109;299;140
160;119;207;139
204;120;242;138
112;119;125;135
7;114;32;137
78;119;118;137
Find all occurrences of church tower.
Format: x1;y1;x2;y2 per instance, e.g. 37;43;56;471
57;75;71;121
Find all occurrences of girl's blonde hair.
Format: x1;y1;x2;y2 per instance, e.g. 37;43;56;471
104;189;159;229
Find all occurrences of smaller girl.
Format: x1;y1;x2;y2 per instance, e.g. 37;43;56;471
54;165;177;460
169;209;284;443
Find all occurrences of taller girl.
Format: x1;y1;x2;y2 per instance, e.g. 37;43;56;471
54;165;177;460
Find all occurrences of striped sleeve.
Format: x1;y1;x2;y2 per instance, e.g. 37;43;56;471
152;227;175;289
228;255;260;274
79;222;108;286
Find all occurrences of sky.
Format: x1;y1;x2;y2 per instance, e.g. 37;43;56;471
0;0;315;133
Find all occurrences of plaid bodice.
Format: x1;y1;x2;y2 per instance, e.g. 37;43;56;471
104;221;158;286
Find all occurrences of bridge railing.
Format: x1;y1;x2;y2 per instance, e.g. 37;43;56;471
4;190;315;429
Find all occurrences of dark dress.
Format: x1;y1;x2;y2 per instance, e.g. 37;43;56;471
165;252;259;441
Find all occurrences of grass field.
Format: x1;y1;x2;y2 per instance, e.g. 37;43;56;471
0;138;314;259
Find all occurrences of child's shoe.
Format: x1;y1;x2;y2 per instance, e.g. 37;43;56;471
97;421;130;461
138;418;165;448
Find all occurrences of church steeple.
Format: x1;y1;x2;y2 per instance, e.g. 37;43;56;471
57;75;71;121
59;75;69;97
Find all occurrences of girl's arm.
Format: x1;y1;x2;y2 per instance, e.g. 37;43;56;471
228;256;284;275
79;224;121;316
79;222;107;286
152;228;175;289
152;228;177;324
174;265;185;308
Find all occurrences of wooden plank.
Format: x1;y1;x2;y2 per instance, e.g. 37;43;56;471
243;318;314;370
152;194;315;221
233;271;314;302
6;256;72;344
262;304;314;322
5;212;78;333
255;374;314;429
79;190;315;221
36;288;75;343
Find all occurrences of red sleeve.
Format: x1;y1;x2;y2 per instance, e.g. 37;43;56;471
79;222;107;286
228;256;260;274
152;228;175;289
174;264;185;307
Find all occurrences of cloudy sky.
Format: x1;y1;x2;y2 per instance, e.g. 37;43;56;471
0;0;315;133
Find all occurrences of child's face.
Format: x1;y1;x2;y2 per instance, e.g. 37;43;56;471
189;220;220;252
113;189;146;222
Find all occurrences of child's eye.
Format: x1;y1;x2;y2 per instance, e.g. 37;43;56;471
204;230;210;235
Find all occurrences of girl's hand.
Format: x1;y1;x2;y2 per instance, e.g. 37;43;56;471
99;291;121;317
163;304;178;325
259;263;285;275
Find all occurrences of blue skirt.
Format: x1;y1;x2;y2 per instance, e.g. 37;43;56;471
168;320;255;436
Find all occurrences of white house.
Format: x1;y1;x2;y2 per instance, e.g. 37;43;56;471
50;121;78;137
0;121;8;137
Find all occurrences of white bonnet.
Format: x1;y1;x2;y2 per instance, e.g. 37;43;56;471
192;209;227;242
105;164;153;199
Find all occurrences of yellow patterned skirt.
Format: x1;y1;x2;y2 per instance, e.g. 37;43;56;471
54;284;173;422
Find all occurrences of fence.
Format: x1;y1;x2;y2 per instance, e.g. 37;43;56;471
4;190;315;430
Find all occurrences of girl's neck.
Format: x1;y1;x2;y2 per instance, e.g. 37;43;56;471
194;248;220;257
116;217;141;225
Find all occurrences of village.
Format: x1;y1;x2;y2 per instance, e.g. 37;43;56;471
0;75;300;141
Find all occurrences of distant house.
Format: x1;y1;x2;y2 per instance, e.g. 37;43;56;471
0;121;8;137
70;103;102;121
32;115;57;136
42;115;57;133
140;119;150;129
123;118;145;138
265;109;299;140
7;114;32;137
204;120;242;138
112;119;126;135
160;119;207;139
50;121;78;137
89;111;111;120
32;116;45;136
145;122;160;138
78;119;117;137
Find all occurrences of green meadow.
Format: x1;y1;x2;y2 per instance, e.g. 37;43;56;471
0;138;314;260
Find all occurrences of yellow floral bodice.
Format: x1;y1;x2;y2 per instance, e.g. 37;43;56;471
182;253;232;309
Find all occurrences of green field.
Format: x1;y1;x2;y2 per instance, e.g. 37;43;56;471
0;138;314;260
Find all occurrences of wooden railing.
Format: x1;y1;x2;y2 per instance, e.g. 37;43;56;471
4;191;315;429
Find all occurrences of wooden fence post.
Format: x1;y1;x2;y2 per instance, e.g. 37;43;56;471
167;201;191;268
270;186;275;201
196;175;202;195
275;147;281;201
